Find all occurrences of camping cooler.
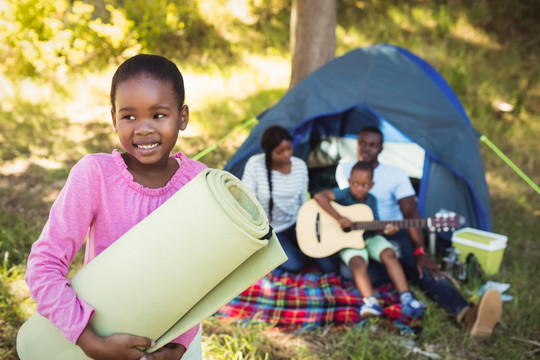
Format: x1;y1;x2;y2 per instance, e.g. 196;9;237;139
451;227;508;276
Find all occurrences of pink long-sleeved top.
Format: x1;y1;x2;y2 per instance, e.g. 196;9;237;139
25;149;207;349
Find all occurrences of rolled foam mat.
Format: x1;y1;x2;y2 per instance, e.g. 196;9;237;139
17;168;287;359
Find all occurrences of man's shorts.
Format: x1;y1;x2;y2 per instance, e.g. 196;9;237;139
339;234;396;265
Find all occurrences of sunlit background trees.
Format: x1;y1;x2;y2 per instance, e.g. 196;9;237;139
1;1;539;358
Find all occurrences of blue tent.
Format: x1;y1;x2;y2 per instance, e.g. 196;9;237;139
224;44;492;231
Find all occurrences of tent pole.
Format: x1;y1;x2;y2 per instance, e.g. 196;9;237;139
193;117;258;162
480;135;540;196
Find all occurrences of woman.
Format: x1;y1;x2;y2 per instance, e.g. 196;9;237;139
242;125;339;273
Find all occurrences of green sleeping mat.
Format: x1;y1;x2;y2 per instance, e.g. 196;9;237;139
17;168;287;359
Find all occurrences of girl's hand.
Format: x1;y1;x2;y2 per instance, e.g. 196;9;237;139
140;343;186;360
383;223;399;235
77;325;156;360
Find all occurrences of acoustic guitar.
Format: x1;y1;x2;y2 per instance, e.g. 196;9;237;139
296;199;463;258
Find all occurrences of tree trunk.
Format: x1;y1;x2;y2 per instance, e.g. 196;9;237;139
289;0;337;91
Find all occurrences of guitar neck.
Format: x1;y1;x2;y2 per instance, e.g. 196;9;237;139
352;218;431;231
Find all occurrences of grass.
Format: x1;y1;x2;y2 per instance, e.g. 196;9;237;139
1;1;540;359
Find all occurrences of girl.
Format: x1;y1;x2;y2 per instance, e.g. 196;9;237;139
25;54;204;360
242;125;339;273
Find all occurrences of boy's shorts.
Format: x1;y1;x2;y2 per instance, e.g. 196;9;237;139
339;234;395;265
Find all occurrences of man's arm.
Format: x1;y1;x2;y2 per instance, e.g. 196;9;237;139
398;195;441;279
397;196;424;247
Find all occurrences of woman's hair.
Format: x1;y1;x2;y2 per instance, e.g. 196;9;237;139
260;125;293;221
110;54;185;112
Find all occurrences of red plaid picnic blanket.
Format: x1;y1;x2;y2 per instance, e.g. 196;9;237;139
215;268;422;334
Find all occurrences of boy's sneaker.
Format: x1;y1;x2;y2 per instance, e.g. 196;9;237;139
360;303;382;317
400;291;426;319
360;297;383;317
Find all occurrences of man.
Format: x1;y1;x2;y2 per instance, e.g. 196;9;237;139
335;126;502;337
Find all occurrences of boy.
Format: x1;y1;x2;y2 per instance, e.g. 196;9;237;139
313;161;425;318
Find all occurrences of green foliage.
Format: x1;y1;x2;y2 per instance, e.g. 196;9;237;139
0;162;72;270
0;100;71;163
120;0;235;63
0;0;137;82
0;276;24;360
204;322;274;359
1;0;540;359
467;0;540;45
193;88;284;139
0;0;235;82
0;214;35;269
182;88;285;169
245;0;291;54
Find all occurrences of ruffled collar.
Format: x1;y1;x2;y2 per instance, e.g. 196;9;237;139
112;149;190;196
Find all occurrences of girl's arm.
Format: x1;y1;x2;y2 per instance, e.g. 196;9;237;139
25;158;98;344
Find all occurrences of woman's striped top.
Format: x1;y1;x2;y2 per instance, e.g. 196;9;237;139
241;153;308;233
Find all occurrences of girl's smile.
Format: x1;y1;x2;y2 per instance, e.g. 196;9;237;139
137;143;159;150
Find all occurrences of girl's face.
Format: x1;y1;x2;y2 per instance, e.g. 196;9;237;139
271;140;293;168
111;74;188;168
348;168;373;202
